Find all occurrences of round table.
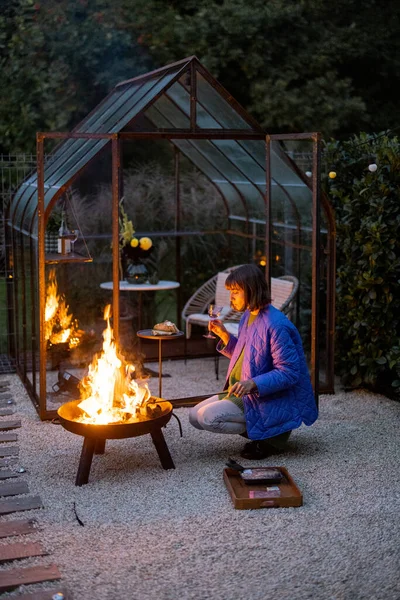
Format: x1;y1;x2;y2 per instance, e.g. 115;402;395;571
136;329;184;398
100;280;180;330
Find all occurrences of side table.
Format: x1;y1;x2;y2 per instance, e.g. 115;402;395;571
136;329;184;398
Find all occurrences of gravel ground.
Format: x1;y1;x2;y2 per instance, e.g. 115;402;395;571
1;359;400;600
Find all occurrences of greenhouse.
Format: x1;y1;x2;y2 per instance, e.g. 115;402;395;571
6;56;334;420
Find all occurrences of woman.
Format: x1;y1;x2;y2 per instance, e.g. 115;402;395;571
189;264;318;460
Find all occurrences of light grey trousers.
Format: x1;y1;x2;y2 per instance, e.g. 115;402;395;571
189;394;292;448
189;395;247;434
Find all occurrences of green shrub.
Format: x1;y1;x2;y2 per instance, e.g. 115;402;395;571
324;133;400;397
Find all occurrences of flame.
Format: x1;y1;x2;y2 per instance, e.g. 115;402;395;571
77;305;151;424
44;269;82;348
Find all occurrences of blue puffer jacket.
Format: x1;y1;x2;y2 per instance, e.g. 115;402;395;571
217;305;318;440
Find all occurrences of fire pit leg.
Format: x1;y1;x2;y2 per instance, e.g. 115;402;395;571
150;428;175;470
94;439;106;455
76;437;96;486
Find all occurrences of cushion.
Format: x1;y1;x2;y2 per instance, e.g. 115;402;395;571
270;278;294;309
215;272;231;307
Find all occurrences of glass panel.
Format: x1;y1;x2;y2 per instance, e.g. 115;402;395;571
319;207;330;390
172;140;243;213
15;232;24;373
28;141;108;234
270;147;308;188
109;69;182;133
196;72;251;130
11;185;34;230
196;102;223;129
16;68;183;234
192;140;246;183
168;81;224;129
176;72;223;129
42;141;107;199
146;107;256;218
191;141;262;202
240;140;265;165
265;183;303;227
79;85;139;133
150;95;190;128
20;233;32;382
234;183;265;218
213;140;265;182
214;181;246;215
42;161;113;413
28;237;39;396
269;140;313;370
163;81;191;121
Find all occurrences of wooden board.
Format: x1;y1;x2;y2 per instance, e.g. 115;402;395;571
223;466;303;510
0;432;18;443
0;408;15;416
0;541;47;563
0;519;37;538
0;398;15;407
0;457;18;467
0;495;43;515
0;480;29;496
0;420;21;431
15;587;68;600
0;564;61;592
0;446;19;457
0;469;19;479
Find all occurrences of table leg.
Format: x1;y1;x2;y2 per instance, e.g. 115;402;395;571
76;437;96;486
138;291;142;330
150;427;175;470
158;338;162;398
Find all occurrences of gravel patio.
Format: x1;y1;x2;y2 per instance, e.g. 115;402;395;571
1;357;399;600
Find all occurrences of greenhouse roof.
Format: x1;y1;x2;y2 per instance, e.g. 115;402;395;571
10;56;312;233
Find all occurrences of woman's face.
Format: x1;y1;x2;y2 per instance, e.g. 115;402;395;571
228;285;246;312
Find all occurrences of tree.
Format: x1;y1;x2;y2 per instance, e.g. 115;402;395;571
325;133;400;397
0;0;152;153
119;0;400;138
2;0;400;152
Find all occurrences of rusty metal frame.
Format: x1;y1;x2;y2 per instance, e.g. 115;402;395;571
32;131;122;419
266;133;323;405
18;132;331;418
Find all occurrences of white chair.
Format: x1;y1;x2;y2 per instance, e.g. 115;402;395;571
182;269;299;379
182;266;243;340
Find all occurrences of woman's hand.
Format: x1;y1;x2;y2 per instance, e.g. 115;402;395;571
209;319;229;346
229;379;257;398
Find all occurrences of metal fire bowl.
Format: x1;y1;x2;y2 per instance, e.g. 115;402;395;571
57;398;173;440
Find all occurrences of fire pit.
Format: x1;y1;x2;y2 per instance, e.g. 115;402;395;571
58;398;175;486
57;303;176;485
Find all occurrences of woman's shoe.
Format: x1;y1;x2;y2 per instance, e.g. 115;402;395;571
240;440;276;460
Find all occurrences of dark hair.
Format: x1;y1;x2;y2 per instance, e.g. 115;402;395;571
225;264;271;311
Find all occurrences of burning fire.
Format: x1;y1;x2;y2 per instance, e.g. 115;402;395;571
77;305;152;424
45;269;82;348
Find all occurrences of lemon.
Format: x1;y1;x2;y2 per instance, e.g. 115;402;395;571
139;237;152;251
130;238;139;248
328;171;337;179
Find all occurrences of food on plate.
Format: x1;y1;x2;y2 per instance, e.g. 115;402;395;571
152;320;179;335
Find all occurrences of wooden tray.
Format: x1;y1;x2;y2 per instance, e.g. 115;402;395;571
223;466;303;509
